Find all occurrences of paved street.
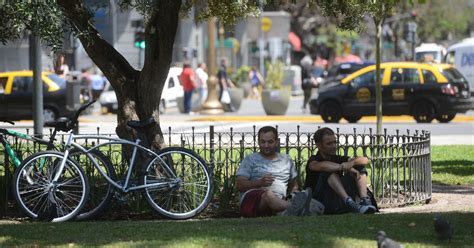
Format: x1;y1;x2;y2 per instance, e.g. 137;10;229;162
3;96;473;145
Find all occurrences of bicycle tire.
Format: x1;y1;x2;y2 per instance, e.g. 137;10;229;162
141;147;213;219
70;149;116;220
12;151;89;222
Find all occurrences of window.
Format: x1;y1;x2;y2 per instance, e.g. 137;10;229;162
0;77;7;94
442;68;467;83
47;74;66;88
168;77;175;88
11;76;33;93
390;68;420;85
444;51;455;64
352;69;384;87
422;70;437;84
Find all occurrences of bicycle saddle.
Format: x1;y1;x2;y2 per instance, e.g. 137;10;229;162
127;117;156;130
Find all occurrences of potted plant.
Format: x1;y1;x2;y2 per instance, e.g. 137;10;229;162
261;61;291;115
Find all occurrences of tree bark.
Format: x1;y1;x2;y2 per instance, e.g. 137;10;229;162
57;0;181;149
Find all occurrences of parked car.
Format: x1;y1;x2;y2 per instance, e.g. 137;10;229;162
444;37;474;97
415;43;446;63
0;70;73;122
100;67;184;114
309;62;472;123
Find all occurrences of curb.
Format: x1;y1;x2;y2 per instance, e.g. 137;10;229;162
189;115;474;123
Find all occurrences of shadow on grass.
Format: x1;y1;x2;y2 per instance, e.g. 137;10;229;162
432;160;474;176
0;212;472;247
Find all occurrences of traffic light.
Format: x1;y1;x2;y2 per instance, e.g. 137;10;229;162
134;31;145;49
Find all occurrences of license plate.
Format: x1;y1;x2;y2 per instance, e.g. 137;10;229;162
462;90;468;98
113;103;118;110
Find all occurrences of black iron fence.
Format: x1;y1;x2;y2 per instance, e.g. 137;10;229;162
0;125;431;215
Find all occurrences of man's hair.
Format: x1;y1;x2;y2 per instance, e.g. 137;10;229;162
258;126;278;140
313;127;335;143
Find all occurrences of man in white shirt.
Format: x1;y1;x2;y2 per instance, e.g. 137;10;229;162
195;63;208;104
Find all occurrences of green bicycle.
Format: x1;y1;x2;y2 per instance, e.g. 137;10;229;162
1;101;116;221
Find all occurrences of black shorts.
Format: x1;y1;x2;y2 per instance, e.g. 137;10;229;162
313;165;367;214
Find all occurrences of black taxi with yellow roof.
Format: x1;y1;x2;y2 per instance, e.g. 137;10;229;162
309;62;473;123
0;70;73;122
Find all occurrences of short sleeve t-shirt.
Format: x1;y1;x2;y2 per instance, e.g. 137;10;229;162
180;68;195;92
304;152;349;191
236;153;297;199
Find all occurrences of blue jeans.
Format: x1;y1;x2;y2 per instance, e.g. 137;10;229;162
184;91;193;113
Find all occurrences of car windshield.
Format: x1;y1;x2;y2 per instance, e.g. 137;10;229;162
442;68;467;83
47;74;66;88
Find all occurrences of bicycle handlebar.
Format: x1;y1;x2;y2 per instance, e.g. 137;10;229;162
71;100;96;126
0;120;15;125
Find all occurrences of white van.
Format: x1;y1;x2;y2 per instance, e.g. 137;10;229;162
415;43;446;63
99;66;183;114
444;38;474;96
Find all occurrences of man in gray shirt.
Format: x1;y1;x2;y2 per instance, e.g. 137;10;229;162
236;126;312;217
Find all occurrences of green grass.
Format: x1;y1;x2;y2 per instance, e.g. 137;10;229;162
431;145;474;186
1;212;473;247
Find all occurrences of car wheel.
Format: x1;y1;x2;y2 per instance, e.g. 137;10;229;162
159;100;166;114
412;101;434;123
43;108;57;123
320;101;342;123
436;113;456;123
344;115;362;123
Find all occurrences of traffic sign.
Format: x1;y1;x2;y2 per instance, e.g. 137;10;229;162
261;17;272;32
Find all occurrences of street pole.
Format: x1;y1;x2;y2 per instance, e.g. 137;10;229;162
31;34;43;137
207;17;217;75
375;19;383;137
218;20;225;62
259;0;265;77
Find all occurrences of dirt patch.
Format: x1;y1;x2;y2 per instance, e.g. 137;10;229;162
380;184;474;213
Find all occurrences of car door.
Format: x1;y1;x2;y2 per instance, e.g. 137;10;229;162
0;76;8;118
7;75;34;118
344;69;383;116
385;67;421;115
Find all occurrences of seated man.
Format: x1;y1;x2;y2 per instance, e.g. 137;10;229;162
305;127;376;214
236;126;312;217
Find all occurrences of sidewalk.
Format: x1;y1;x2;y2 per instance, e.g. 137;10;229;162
380;184;474;213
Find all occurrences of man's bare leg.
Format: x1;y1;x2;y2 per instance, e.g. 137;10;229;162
356;174;368;198
327;173;349;200
257;190;290;214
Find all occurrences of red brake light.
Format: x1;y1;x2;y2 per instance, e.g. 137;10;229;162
441;84;458;96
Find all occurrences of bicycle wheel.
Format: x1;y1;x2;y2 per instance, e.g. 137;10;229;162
12;151;89;222
141;147;212;219
70;149;116;220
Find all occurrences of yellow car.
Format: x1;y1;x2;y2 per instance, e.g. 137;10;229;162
0;70;73;122
310;62;473;123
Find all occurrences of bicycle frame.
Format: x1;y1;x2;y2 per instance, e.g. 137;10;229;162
60;132;180;193
0;128;50;168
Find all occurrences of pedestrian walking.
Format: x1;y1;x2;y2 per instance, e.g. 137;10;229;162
300;56;318;113
248;66;264;99
195;62;208;104
217;58;235;111
180;62;197;114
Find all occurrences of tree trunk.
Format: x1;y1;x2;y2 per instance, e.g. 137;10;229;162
58;0;181;149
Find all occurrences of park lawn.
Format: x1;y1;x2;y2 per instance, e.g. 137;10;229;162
1;212;473;247
431;145;474;186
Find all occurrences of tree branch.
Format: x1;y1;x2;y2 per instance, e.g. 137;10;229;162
56;0;138;87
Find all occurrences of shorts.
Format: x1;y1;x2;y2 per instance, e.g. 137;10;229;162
240;189;268;217
314;165;367;214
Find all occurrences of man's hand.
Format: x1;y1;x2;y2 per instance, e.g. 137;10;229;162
341;161;354;173
259;173;275;187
